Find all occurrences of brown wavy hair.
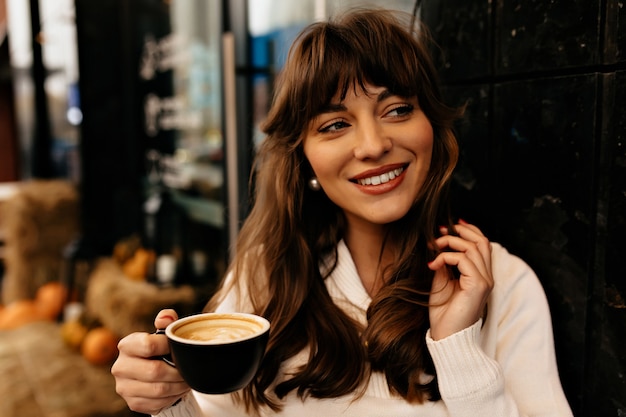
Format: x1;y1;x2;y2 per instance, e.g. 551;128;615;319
205;7;462;413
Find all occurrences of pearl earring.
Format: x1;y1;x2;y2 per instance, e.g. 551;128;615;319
308;177;321;191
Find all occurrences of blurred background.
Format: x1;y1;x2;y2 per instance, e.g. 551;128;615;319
0;0;624;416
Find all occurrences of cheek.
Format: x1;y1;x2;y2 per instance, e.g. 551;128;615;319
417;126;434;166
304;153;322;176
408;127;434;184
303;143;333;179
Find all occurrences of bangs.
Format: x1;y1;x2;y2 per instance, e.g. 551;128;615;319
262;9;450;151
294;12;424;120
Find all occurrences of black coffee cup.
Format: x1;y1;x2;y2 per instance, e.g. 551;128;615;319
162;312;270;394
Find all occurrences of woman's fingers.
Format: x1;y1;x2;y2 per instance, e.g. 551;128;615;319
429;251;492;300
431;236;491;282
440;222;491;256
117;379;188;415
155;308;179;330
428;221;494;340
435;223;492;281
111;310;190;415
112;333;189;414
115;331;170;359
114;360;187;397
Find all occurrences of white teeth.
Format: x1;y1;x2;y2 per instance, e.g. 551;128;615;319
357;167;404;186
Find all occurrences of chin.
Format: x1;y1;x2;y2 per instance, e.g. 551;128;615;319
366;210;411;225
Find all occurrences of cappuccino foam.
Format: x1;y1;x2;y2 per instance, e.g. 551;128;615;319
173;316;264;343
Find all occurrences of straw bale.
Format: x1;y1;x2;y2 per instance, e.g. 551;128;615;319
85;259;198;337
1;180;79;304
0;321;133;417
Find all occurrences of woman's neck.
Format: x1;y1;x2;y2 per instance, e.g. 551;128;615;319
343;221;395;297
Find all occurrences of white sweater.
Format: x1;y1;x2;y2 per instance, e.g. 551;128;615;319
157;241;573;417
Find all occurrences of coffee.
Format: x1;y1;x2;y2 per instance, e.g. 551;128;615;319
173;316;264;343
163;312;271;394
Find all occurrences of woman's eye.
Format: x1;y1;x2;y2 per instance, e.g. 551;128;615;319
319;119;350;133
387;104;414;118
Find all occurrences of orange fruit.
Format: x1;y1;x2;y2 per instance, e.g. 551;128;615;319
35;281;67;320
81;327;120;366
0;300;44;329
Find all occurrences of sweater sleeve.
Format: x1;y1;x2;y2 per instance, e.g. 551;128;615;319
426;244;573;417
427;321;522;416
154;392;205;417
153;391;250;417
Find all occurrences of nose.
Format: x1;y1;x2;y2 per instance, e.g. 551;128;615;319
353;120;392;160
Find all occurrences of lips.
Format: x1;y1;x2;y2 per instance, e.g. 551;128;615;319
350;164;408;186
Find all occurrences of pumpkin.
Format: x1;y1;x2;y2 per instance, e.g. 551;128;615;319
122;247;156;281
0;300;45;329
61;319;90;350
35;281;68;320
81;327;120;365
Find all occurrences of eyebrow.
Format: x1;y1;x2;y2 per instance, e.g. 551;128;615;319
317;89;394;114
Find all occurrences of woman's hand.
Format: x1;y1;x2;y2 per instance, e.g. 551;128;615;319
111;309;190;415
427;220;493;341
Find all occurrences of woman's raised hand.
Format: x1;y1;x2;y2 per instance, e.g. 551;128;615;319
427;221;494;341
111;309;190;415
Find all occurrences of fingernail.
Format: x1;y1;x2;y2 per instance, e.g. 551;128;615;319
161;315;176;321
458;218;468;224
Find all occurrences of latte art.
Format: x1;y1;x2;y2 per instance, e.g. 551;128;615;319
173;316;265;344
163;312;270;394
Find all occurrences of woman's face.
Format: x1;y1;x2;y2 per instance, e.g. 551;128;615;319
303;84;434;229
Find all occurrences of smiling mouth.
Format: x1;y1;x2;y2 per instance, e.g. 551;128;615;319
352;165;406;186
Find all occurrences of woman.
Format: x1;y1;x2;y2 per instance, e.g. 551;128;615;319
112;8;573;417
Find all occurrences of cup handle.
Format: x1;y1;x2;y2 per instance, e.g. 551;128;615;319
154;329;176;367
